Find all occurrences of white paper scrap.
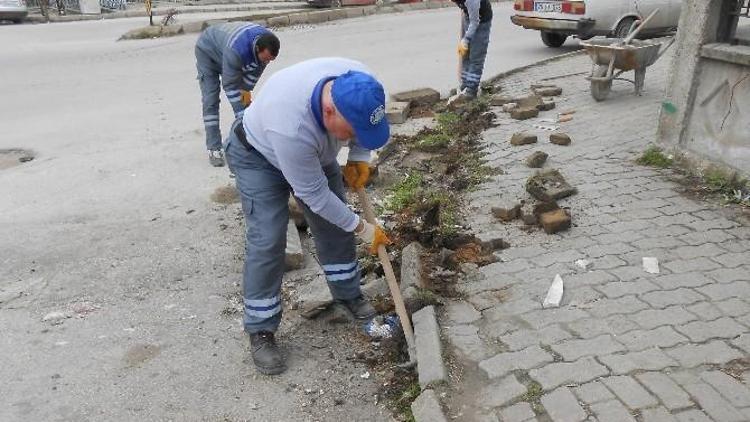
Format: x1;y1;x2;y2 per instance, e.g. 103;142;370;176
543;274;564;309
643;257;660;274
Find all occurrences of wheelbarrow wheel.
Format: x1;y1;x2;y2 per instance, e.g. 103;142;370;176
590;65;612;102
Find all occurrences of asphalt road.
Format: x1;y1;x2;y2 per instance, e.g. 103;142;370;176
0;5;578;421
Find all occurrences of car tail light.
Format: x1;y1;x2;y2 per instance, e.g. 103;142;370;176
561;1;585;14
514;0;534;11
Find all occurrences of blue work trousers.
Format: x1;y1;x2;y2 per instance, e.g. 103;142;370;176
461;19;492;96
195;44;227;151
224;120;363;334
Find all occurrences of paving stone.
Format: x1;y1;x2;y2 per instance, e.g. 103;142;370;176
492;204;522;222
386;101;410;124
481;319;522;340
391;87;440;106
601;375;658;409
640;288;706;309
490;93;514;106
499;326;572;351
478;345;554;379
609;266;652;282
526;151;549;168
511;107;539;120
707;267;750;283
678;230;736;245
520;308;590;330
500;245;549;260
540;209;572;234
682;381;747;422
528;357;610;390
592;255;627;270
731;333;750;353
697;280;750;301
617;326;689;352
411;389;448;422
636;372;693;411
565;270;619;286
673;244;726;260
541;387;586;422
712;252;749;268
675;317;747;342
549;132;572;146
687;218;738;231
666;340;743;368
663;257;722;274
566;316;639;338
582;242;635;259
674;409;712;422
478;375;527;408
565;286;604;307
413;306;447;387
482;259;534;276
700;370;750;408
500;402;535;422
600;348;679;375
484;298;540;320
446;324;492;363
587;296;650;318
641;407;678;422
551;335;625;362
510;132;538;146
595;280;661;299
285;220;305;270
573;381;615;404
631;236;688;250
652;273;713;290
445;301;481;324
685;301;724;321
629;306;698;330
589;400;636;422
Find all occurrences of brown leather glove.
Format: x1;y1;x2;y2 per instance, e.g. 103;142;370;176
343;161;370;189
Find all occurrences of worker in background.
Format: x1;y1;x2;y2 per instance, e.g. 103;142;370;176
195;22;280;167
224;58;391;375
451;0;493;102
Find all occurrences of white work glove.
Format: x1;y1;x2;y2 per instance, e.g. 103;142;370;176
354;217;390;255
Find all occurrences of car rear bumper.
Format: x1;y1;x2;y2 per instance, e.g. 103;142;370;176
0;9;28;20
511;15;595;36
307;0;332;7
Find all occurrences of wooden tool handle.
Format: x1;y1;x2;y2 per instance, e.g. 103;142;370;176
356;189;417;358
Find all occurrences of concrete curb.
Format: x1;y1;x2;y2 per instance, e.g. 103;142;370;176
411;388;448;422
413;305;447;388
487;48;588;84
117;0;500;40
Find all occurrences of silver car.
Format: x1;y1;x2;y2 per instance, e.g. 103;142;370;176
0;0;27;23
511;0;681;47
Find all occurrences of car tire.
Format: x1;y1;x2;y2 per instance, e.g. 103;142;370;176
540;31;567;48
614;17;637;39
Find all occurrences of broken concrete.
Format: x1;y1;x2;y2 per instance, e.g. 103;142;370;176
491;204;521;221
519;203;538;225
412;389;448;422
285;220;304;270
510;107;540;120
510;132;538;146
532;201;560;219
513;94;543;109
550;132;572;146
386;101;410;124
526;151;549;168
297;274;334;319
481;237;510;252
288;195;307;229
539;208;572;234
401;242;424;293
537;99;556;111
526;169;578;202
391;88;440;107
502;103;518;113
533;86;563;96
490;94;514;106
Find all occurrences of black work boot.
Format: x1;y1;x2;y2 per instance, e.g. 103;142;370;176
249;331;286;375
336;295;376;320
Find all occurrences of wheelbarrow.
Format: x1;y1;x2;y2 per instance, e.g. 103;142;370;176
581;9;675;101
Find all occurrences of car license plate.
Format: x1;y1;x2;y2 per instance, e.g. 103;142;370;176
534;1;562;12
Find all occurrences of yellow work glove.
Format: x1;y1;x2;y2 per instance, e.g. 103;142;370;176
355;219;391;255
240;90;252;107
457;40;469;58
343;161;370;189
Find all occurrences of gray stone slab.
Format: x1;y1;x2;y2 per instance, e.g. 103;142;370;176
599;348;679;375
411;389;447;422
629;306;698;330
700;370;750;408
586;296;650;318
666;340;744;368
285;219;304;270
595;280;661;300
682;381;747;422
635;372;693;411
675;409;712;422
697;280;750;301
413;306;446;387
616;326;689;352
479;345;554;379
601;375;658;409
445;301;481;324
386;101;410;124
446;324;492;363
573;381;615;404
685;301;724;321
499;402;535;422
520;308;590;330
674;317;746;342
640;288;705;309
499;326;572;351
641;407;678;422
551;335;625;361
566;316;639;339
589;400;636;422
529;357;610;391
478;375;527;408
541;387;586;422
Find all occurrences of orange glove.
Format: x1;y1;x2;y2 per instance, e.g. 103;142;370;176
240;90;252;107
355;219;391;255
457;40;469;58
343;161;370;189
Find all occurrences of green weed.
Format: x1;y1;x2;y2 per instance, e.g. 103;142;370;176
637;146;673;168
386;173;423;212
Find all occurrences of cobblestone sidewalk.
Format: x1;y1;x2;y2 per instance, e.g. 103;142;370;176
440;47;750;422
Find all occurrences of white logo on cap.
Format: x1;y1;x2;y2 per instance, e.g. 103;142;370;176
370;105;385;126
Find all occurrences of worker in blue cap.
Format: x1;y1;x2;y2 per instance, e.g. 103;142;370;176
224;58;391;375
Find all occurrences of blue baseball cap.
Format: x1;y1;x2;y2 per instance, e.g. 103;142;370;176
331;70;390;150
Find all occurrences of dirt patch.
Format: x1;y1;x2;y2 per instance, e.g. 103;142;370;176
211;185;240;204
124;343;162;368
719;358;750;381
0;148;35;170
